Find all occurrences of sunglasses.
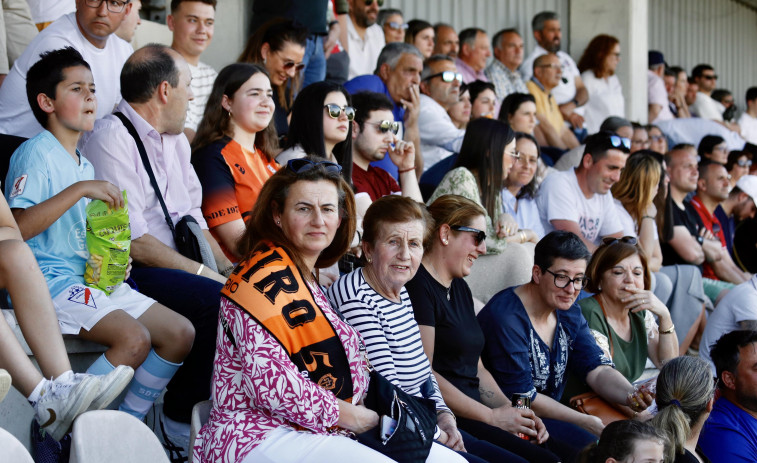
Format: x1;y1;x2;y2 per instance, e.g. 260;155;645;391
423;71;463;84
281;60;305;72
609;135;632;151
324;104;356;121
364;0;384;6
602;235;638;246
364;120;400;135
387;21;408;31
737;159;753;167
450;225;486;245
286;158;343;174
702;74;718;80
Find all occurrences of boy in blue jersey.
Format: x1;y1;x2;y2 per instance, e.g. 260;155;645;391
6;47;194;425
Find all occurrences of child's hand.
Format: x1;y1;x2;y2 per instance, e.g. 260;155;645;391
80;181;124;209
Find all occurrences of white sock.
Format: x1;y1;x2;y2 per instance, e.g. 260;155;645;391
27;378;47;404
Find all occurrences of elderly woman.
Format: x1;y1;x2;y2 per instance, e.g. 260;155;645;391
651;356;714;463
477;231;654;451
194;158;394;463
328;195;514;463
563;237;678;401
378;8;407;44
407;194;579;463
502;133;545;241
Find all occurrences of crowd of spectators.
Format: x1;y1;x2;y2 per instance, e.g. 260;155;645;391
0;1;756;463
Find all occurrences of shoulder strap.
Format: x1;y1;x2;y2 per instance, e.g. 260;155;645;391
114;112;175;235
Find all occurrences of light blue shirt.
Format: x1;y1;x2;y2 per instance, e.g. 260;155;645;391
5;130;91;297
501;188;545;239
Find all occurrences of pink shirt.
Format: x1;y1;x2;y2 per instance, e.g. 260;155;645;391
455;58;489;84
81;100;207;247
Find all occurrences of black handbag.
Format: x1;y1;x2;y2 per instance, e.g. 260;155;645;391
356;369;436;463
114;112;217;272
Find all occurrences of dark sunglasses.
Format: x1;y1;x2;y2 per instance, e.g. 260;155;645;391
282;60;306;72
286;159;343;174
364;120;400;135
450;225;486;245
423;71;463;84
324;104;356;121
602;235;638;246
387;21;408;31
702;74;718;80
364;0;384;6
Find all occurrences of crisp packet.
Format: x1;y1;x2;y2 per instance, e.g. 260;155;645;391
84;191;130;295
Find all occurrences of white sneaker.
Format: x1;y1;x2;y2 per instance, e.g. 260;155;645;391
73;365;134;411
35;374;99;441
157;406;190;463
0;368;10;403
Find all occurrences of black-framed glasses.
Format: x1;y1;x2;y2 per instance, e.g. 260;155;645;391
602;236;638;246
84;0;129;13
387;21;408;31
286;159;343;174
450;225;486;245
544;269;588;290
365;0;385;6
324;104;356;121
610;135;632;151
364;120;400;135
737;159;753;167
423;71;463;84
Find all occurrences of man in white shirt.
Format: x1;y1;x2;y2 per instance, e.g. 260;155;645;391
418;55;465;172
0;0;134;138
536;131;628;251
346;0;384;80
648;50;674;123
738;87;757;145
690;64;726;122
168;0;216;142
26;0;75;28
521;11;587;131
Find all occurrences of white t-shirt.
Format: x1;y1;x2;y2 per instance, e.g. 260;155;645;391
613;199;659;240
521;46;580;105
738;112;757;145
185;61;217;132
0;12;133;138
346;18;384;80
648;70;673;123
536;168;623;245
26;0;75;24
690;92;725;122
581;70;624;134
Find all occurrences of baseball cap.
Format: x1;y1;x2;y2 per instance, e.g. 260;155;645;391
648;50;665;67
736;175;757;203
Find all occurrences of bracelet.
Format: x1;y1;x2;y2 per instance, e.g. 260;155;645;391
195;263;205;276
437;409;456;422
398;166;416;174
659;324;675;335
642;215;655;221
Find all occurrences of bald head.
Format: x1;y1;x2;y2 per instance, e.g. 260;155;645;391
121;44;182;103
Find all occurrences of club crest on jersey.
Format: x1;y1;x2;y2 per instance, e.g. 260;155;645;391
9;175;27;198
67;285;97;309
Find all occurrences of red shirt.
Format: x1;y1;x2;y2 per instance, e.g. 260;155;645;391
352;163;400;201
690;194;726;280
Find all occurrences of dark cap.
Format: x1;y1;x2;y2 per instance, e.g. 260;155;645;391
648;50;665;67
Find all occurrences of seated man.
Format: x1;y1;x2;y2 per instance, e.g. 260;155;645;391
536;131;628;252
715;175;757;259
527;53;579;150
79;44;229;457
350;91;421;202
344;42;422;178
8;47;192;425
647;51;674;123
738;87;757;145
485;28;528;102
418;54;465;171
699;330;757;462
0;0;133;137
432;23;458;58
455;27;490;84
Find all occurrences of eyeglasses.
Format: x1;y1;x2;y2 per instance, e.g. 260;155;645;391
702;74;718;80
364;0;385;6
423;71;463;84
364;120;400;135
516;155;539;166
387;21;408;31
602;236;638;246
544;269;588;290
609;135;632;151
324;104;356;121
286;158;343;174
450;225;486;245
737;159;753;167
649;135;665;142
508;150;521;159
84;0;129;13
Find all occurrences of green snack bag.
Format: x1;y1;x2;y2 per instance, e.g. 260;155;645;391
84;191;131;295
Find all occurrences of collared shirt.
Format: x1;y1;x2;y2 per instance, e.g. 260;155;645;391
527;78;564;133
418;93;465;171
455;57;488;84
521;45;580;105
485;59;528;101
80;100;207;249
346;17;385;80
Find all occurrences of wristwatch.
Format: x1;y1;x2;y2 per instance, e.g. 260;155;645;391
696;235;705;245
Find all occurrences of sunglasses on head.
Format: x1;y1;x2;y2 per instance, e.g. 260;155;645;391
324;104;356;121
364;0;385;6
450;225;486;245
286;158;343;174
602;235;638;246
364;120;400;135
423;71;463;84
387;21;408;31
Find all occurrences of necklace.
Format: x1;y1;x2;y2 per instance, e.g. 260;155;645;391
426;261;451;301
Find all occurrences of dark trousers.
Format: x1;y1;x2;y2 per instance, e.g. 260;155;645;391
457;416;565;463
542;418;597;462
459;429;528;463
131;266;223;423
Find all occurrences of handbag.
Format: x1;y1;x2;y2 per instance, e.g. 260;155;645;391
114;112;218;272
356;369;437;463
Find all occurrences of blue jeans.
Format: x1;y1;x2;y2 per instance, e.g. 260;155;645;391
130;266;223;423
302;35;326;88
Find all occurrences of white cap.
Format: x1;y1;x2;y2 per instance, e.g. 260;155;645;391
736;175;757;203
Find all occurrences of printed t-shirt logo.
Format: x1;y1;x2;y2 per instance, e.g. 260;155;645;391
10;175;27;198
67;285;97;309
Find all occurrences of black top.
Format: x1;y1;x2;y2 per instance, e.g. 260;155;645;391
405;264;484;402
251;0;329;35
273;88;290;144
734;217;757;273
662;199;704;268
674;446;711;463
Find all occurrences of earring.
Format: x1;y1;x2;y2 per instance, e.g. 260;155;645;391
276;220;280;225
367;257;372;263
442;239;449;245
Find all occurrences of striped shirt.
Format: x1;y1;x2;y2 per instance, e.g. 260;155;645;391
186;61;218;132
327;268;449;412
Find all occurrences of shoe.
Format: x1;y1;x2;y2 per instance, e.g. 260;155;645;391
31;420;71;463
0;368;10;403
157;407;189;463
73;365;134;411
34;374;99;442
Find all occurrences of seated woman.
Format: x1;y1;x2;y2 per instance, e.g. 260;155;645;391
725;150;752;190
502;133;545;242
576;35;624;135
192;63;280;262
499;93;553;182
448;84;471;129
238;18;308;143
467;81;497;120
563;237;678;402
477;231;654;450
579;419;667;463
651;356;714;463
428;118;520;254
405;19;434;58
407;194;576;463
647;124;668;154
378;8;407;44
193;157;400;463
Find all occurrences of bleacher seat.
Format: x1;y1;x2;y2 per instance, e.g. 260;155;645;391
188;400;212;463
69;410;169;463
0;426;34;462
464;242;535;309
